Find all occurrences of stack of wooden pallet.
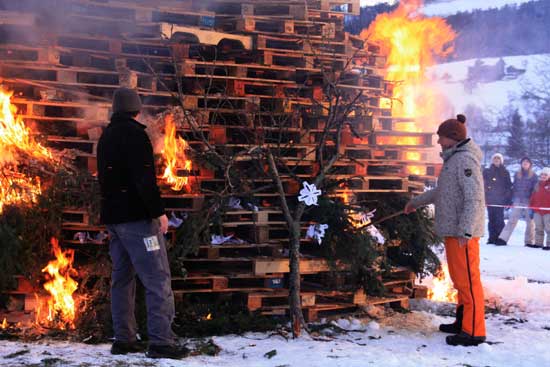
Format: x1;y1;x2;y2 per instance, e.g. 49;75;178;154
0;0;435;322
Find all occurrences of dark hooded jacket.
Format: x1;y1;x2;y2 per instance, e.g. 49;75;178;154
97;113;164;224
512;168;538;204
483;164;512;205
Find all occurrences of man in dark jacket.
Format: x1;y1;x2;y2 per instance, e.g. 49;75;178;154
496;157;538;246
97;88;186;359
483;153;512;244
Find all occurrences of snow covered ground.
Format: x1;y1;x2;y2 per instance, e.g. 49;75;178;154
2;219;550;367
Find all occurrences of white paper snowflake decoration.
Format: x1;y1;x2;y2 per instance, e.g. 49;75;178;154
298;181;322;206
306;223;329;245
366;225;385;244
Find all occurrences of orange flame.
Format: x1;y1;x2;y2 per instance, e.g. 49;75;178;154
41;238;78;329
376;135;423;146
406;165;426;175
0;87;52;162
162;114;192;191
427;263;458;303
404;151;422;161
338;186;370;228
340;186;352;205
361;0;456;129
0;87;53;213
1;318;7;330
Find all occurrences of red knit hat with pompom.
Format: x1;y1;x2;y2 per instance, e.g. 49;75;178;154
437;114;467;141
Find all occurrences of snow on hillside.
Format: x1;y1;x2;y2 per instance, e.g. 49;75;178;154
421;0;537;16
428;54;550;118
360;0;538;16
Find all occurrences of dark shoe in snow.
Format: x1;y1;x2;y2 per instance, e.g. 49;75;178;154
146;344;189;359
486;238;496;245
439;305;463;334
525;244;540;248
530;244;543;248
542;246;550;251
494;238;507;246
111;341;146;355
446;332;486;346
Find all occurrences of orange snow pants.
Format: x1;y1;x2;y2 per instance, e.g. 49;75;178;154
445;237;486;337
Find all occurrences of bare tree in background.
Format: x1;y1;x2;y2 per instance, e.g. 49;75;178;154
143;31;379;337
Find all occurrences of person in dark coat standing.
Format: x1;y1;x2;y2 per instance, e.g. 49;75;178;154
97;88;187;359
496;157;538;246
483;153;512;244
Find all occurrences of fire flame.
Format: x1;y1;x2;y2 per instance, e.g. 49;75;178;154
404;151;421;161
162;114;192;191
406;165;426;175
1;318;7;330
41;238;78;329
0;87;53;213
0;173;43;214
376;135;423;146
428;263;458;303
339;186;371;228
361;0;456;129
0;88;52;161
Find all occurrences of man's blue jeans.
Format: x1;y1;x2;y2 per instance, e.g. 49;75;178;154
107;219;176;346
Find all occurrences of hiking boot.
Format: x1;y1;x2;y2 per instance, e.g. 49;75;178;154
494;238;507;246
446;331;486;346
525;243;536;248
542;246;550;251
530;244;543;248
439;305;463;334
146;344;190;360
486;238;496;245
110;341;146;355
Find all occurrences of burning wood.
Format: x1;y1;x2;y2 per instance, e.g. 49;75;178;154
38;238;78;330
161;114;192;192
0;87;54;213
376;135;423;146
361;0;456;130
427;263;458;303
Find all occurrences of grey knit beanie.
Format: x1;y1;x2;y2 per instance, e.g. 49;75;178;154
112;87;142;114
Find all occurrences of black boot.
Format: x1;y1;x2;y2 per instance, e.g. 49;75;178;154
439;305;463;334
494;238;507;246
110;341;146;355
446;331;486;346
146;344;190;359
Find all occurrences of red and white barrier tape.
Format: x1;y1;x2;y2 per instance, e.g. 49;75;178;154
486;204;550;211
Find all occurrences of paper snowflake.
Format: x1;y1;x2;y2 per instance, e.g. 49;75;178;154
366;225;385;244
359;208;377;227
298;181;322;206
306;223;329;245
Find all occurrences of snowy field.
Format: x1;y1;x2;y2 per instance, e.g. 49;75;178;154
1;219;550;367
